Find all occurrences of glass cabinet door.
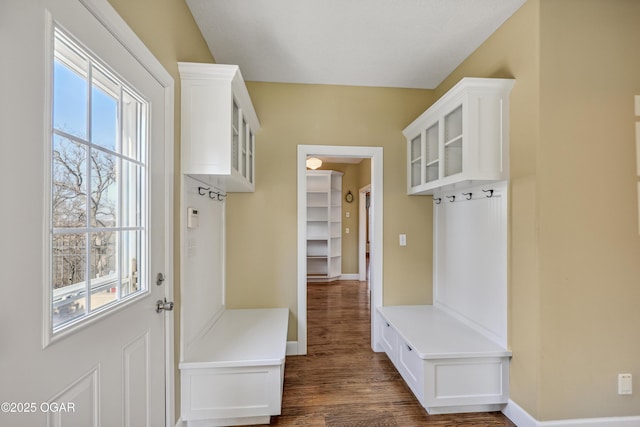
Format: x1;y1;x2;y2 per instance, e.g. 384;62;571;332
247;128;254;184
232;100;239;172
425;122;440;182
241;117;247;178
410;134;422;187
444;105;463;177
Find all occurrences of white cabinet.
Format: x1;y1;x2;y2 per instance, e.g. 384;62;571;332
306;170;343;282
403;78;514;195
179;62;260;192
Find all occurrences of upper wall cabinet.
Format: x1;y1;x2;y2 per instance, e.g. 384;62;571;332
403;78;514;195
179;62;260;192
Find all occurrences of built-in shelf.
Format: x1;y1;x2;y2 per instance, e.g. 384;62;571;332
306;170;343;282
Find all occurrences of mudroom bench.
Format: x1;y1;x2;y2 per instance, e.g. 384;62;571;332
377;305;511;415
180;308;289;427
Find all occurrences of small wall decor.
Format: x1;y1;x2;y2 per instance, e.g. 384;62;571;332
345;190;354;203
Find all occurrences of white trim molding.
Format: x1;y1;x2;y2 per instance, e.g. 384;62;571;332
358;184;371;283
286;341;298;356
503;400;640;427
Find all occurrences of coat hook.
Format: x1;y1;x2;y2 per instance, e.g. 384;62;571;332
206;189;226;202
482;189;494;198
434;198;442;204
462;192;472;200
198;186;210;196
446;195;455;202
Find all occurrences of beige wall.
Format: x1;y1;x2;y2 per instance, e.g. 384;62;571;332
442;0;640;420
340;164;361;274
106;0;214;420
537;0;640;419
359;158;372;190
225;82;435;338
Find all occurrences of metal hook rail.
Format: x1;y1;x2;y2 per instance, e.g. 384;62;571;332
197;186;226;202
434;188;496;204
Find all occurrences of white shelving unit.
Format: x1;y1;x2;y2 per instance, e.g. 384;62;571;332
179;63;288;426
306;170;343;282
403;78;514;195
386;77;514;415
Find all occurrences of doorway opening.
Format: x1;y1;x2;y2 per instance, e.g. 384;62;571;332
297;145;383;355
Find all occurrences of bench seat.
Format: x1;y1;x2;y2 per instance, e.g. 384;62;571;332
180;308;289;427
378;305;511;415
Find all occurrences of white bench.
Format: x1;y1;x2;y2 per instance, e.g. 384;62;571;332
180;308;289;427
377;305;511;415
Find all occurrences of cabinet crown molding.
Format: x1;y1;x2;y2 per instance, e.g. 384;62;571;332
178;62;260;130
403;77;514;139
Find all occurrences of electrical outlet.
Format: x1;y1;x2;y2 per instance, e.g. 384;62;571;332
618;373;633;395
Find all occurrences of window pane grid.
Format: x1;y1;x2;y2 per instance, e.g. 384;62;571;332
53;129;146;167
51;27;148;332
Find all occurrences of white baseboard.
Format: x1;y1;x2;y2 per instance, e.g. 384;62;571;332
340;274;360;280
502;400;539;427
503;400;640;427
286;341;298;356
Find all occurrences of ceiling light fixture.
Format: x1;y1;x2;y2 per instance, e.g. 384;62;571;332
306;157;322;170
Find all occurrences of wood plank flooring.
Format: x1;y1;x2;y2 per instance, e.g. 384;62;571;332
270;281;517;427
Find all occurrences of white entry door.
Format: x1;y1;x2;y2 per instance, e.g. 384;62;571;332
0;0;173;426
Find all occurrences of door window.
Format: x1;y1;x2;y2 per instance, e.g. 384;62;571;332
50;28;148;333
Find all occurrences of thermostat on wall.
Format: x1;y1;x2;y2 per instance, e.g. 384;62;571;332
187;207;199;229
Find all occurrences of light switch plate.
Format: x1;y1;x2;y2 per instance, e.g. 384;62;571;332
618;373;632;395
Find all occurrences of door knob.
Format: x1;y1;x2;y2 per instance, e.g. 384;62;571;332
156;298;174;313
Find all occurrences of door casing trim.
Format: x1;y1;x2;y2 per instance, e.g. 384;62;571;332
296;145;383;355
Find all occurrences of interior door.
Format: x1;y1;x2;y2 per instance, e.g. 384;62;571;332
0;0;171;426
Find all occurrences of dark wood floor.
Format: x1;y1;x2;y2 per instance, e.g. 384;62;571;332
269;281;517;427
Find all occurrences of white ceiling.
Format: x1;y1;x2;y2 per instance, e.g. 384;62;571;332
185;0;526;89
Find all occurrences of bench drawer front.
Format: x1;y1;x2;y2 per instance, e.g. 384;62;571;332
182;364;284;421
397;341;425;402
379;317;398;364
425;357;509;409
